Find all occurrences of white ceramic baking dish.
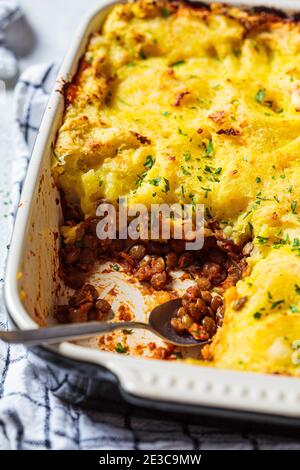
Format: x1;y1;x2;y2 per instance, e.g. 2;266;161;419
5;0;300;421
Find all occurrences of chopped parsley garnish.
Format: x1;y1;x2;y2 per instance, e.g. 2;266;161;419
135;171;147;187
295;284;300;296
205;139;214;157
170;60;186;67
144;155;155;169
122;329;133;335
181;166;191;176
126;62;136;68
256;236;269;244
161;7;170;17
204;165;213;173
253;312;262;319
135;156;156;188
111;264;120;271
290;305;300;313
271;299;284;309
255;88;266;103
255;177;261;183
291;200;297;214
184;151;191;161
115;343;127;354
163;177;170;194
162;111;170;117
243;210;252;220
51;143;63;165
149;177;161;186
248;222;253;237
255;192;270;202
215;167;222;175
201;187;212;198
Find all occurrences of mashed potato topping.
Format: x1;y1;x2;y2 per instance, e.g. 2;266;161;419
52;1;300;375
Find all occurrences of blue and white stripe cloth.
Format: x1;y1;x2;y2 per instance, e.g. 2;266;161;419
1;64;300;450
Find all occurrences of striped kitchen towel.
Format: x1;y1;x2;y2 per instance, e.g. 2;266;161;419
0;64;299;450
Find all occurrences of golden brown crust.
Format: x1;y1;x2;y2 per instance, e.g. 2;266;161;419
61;1;300;106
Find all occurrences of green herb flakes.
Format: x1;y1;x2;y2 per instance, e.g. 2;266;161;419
295;284;300;296
161;8;170;17
144;155;155;170
271;299;284;309
111;264;120;271
205;139;214;157
255;88;266;103
181;166;191;176
170;60;186;67
149;177;161;186
291;200;297;214
115;343;127;354
163;177;170;194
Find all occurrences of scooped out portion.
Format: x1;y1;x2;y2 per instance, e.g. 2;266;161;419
52;1;300;375
57;210;250;355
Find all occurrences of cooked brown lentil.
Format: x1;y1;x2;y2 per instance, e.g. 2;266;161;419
58;208;249;347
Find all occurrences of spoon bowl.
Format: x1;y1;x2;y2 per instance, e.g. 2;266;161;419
149;298;204;347
0;299;210;347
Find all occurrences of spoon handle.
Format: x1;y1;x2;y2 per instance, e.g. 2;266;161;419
0;321;150;346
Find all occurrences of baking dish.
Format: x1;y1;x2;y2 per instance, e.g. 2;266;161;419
5;0;300;422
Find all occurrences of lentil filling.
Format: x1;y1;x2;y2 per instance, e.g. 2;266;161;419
57;203;251;343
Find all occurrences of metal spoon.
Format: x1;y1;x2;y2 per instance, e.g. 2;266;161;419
1;299;208;347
